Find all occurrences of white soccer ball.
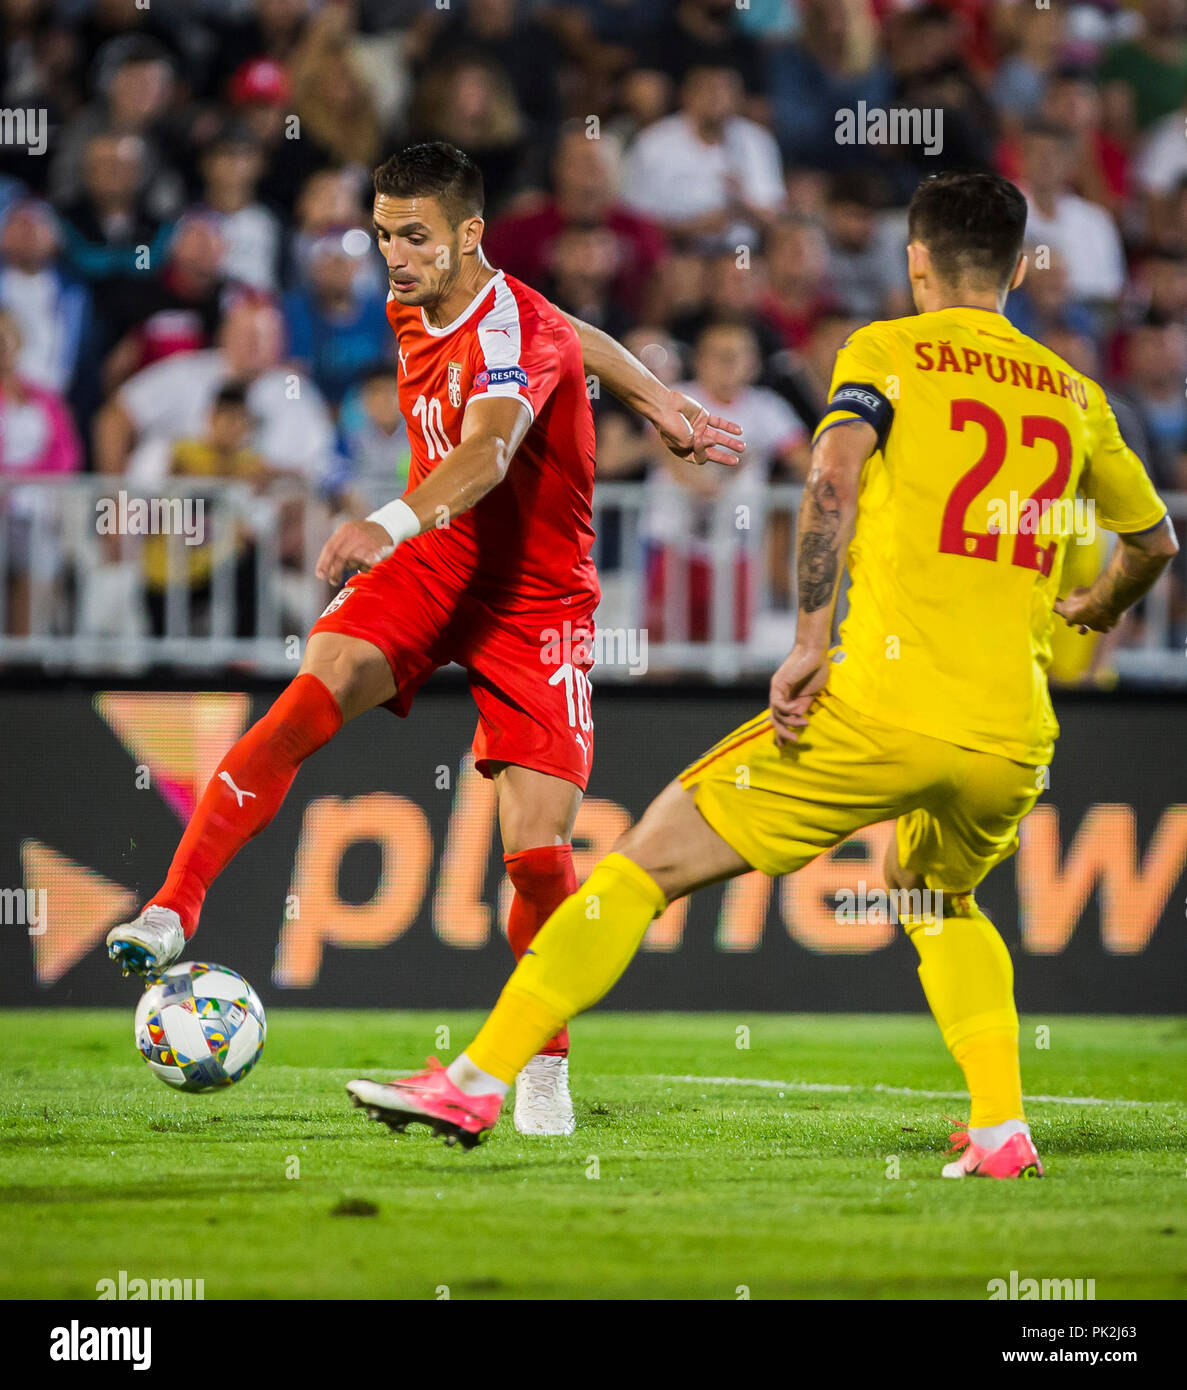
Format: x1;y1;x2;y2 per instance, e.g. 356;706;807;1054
134;961;266;1092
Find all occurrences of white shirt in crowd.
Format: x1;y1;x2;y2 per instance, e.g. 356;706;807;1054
643;381;805;549
119;349;336;486
1023;190;1126;301
621;114;785;247
208;204;282;292
0;266;79;391
1135;108;1187;197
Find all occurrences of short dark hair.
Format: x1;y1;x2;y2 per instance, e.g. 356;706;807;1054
907;171;1028;290
372;142;484;227
213;382;251;413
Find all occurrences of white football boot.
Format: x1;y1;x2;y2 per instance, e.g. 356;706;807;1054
106;905;185;976
513;1054;576;1135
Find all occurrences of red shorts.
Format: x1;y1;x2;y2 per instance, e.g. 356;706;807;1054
310;546;596;789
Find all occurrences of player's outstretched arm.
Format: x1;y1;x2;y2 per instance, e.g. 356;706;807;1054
562;311;746;466
1054;516;1179;634
315;396;531;585
770;418;874;745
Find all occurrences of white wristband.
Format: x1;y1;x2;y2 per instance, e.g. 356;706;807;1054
366;498;420;547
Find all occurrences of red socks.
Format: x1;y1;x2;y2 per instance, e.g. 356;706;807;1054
154;673;343;935
504;844;578;1056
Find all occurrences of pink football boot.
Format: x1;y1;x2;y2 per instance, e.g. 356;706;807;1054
347;1058;503;1150
942;1123;1044;1179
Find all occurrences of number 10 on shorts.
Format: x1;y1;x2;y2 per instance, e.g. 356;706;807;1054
550;662;592;732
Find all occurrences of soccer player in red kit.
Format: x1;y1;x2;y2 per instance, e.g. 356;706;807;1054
107;142;745;1135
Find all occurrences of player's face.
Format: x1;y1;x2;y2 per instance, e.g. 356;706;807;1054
372;193;468;308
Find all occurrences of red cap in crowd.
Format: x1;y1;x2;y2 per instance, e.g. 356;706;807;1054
229;58;291;108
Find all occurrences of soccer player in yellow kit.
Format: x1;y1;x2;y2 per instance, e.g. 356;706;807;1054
349;171;1179;1175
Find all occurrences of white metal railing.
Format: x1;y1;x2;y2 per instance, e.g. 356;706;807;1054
0;476;1184;685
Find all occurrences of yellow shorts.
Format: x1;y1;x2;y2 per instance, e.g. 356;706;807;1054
679;691;1040;894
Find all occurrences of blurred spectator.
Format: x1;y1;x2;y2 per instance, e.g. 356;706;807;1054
1166;173;1187;249
205;0;312;99
225;57;336;215
769;0;891;171
70;0;195;92
641;247;708;326
196;123;282;293
544;225;633;340
423;0;562;130
1;0;73;116
777;311;866;430
1121;313;1187;492
1135;89;1187;236
758;218;839;351
283;231;391;405
0;199;90;396
1098;0;1187;136
621;65;785;252
410;55;530;217
142;383;268;639
0;0;71;198
290;2;386;185
0;305;82;474
669;248;784;364
288;170;376;294
887;3;999;180
94;298;335;490
1019;122;1127;304
642;321;808;644
50;38;187;221
1005;247;1097;343
325;367;412;515
0;306;83;635
991;3;1067;128
1041;67;1132;218
635;0;768;117
101;212;230;393
1131;243;1187;322
56;131;172;352
823;172;911;319
482;125;665;316
592;326;682;482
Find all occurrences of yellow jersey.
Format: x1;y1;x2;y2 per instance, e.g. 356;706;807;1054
812;306;1167;765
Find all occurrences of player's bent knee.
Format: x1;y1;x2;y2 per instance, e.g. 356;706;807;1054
612;782;747;900
300;633;395;724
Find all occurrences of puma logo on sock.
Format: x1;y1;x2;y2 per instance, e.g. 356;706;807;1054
218;771;257;807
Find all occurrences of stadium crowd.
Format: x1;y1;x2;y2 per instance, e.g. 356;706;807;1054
1;0;1186;672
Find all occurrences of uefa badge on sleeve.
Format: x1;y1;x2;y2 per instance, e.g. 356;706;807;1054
448;361;462;408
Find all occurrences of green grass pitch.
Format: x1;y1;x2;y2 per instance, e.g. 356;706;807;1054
2;1010;1184;1300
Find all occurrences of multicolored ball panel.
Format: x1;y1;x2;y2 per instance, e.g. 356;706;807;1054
133;962;266;1092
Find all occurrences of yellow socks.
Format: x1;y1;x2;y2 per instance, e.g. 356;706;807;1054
467;853;667;1084
905;902;1025;1129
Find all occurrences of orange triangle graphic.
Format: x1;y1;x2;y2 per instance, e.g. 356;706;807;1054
94;692;251;822
23;840;139;986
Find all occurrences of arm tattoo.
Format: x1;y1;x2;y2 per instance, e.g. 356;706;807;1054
798;477;842;613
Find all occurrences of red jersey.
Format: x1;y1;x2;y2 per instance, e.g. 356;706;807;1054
386;268;599;615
